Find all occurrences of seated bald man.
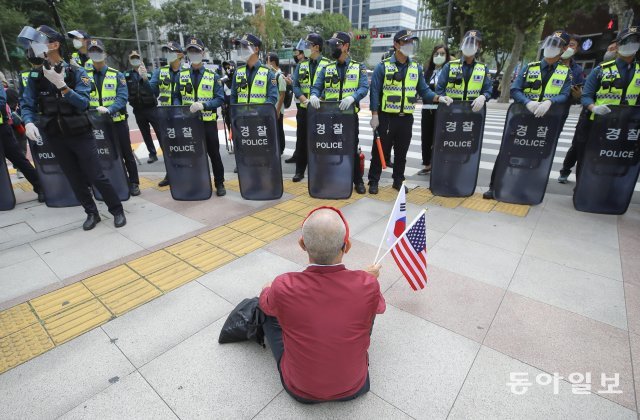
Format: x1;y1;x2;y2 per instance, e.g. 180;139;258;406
259;207;386;403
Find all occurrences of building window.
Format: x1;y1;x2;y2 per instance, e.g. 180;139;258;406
293;0;298;4
293;11;299;20
317;0;322;8
301;13;306;19
284;10;290;19
301;0;306;5
243;1;252;13
324;0;330;9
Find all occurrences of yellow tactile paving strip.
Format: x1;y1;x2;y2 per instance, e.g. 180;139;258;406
0;181;531;375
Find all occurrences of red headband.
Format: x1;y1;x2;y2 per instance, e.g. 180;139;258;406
302;206;350;244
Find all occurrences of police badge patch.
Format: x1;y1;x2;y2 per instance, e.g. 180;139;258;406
120;78;126;86
552;78;563;87
81;77;90;86
409;72;418;80
255;79;265;87
473;74;483;81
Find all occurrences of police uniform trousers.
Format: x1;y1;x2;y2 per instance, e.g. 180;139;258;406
133;106;161;157
421;108;437;166
278;112;285;155
353;114;363;185
203;121;225;186
293;105;307;167
368;112;414;183
0;123;41;192
113;120;140;185
47;131;123;215
560;108;591;178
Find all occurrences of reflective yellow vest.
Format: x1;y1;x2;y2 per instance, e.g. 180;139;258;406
593;59;640;115
323;60;361;111
179;68;218;121
523;61;569;102
87;67;126;122
235;65;269;104
445;59;486;100
298;57;330;108
71;52;93;72
157;66;175;106
381;58;420;114
21;70;30;88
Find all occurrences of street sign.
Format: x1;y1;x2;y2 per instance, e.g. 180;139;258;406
370;28;378;38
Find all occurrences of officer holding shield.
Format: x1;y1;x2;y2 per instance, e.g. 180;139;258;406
180;37;227;197
18;25;125;230
230;34;278;106
310;31;369;194
86;39;140;196
483;30;571;199
367;30;446;194
436;30;491;112
149;41;185;187
291;33;330;182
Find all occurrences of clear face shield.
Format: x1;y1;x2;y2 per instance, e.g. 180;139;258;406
541;35;565;58
398;39;416;58
162;47;180;64
297;38;313;57
618;34;640;57
237;43;256;61
17;26;50;57
460;36;479;57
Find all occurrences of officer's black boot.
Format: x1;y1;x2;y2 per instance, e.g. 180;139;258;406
114;212;127;228
292;173;304;182
147;154;158;164
37;192;45;203
216;183;226;197
483;189;494;199
130;183;141;196
158;176;170;187
368;181;379;194
355;182;366;194
392;180;408;193
284;155;297;163
83;213;101;231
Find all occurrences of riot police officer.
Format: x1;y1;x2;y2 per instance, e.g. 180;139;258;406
291;33;330;182
67;30;93;71
436;30;492;112
180;37;227;196
220;60;235;138
285;48;307;164
18;25;125;230
86;39;140;196
149;41;184;187
483;30;571;199
230;34;278;106
125;50;161;164
368;30;446;194
310;31;369;194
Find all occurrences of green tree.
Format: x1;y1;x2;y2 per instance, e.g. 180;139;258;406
298;12;351;42
349;30;372;64
251;0;284;52
414;37;440;67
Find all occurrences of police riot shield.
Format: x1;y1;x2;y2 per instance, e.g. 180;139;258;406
32;119;80;207
88;111;130;202
156;106;212;201
493;102;565;205
574;105;640;215
306;102;356;199
230;104;283;200
0;136;16;211
430;101;486;197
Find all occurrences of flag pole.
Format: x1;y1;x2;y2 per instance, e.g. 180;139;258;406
373;181;405;264
374;209;426;266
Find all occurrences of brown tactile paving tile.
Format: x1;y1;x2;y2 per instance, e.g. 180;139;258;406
0;303;38;339
625;282;640;336
485;292;636;410
385;265;504;343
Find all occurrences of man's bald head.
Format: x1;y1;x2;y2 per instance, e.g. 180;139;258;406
301;209;348;265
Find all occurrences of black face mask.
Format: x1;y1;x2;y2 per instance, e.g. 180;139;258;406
293;55;300;64
331;48;342;59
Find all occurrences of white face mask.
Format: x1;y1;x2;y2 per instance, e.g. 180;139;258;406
618;42;640;57
461;45;477;57
73;39;83;50
603;51;617;61
188;52;203;64
399;44;414;58
543;46;561;58
130;58;141;67
239;46;254;61
561;47;575;59
433;55;446;65
303;48;312;57
30;42;49;58
88;52;106;62
166;52;179;63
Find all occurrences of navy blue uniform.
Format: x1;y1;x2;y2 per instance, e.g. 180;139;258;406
125;68;161;158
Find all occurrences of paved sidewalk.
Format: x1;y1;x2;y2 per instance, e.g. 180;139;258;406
0;175;639;419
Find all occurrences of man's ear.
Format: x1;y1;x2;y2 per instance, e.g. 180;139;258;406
343;238;352;254
298;236;307;251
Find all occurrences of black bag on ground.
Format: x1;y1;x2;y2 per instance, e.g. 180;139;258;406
218;297;266;346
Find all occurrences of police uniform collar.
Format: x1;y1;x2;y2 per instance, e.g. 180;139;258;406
247;59;263;70
336;57;351;66
390;54;411;65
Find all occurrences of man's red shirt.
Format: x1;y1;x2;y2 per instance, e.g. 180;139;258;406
259;264;386;401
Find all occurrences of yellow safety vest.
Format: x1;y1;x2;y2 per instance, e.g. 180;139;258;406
71;52;94;71
179;68;218;122
87;67;126;122
235;65;269;104
381;58;420;114
297;57;330;108
157;66;175;106
593;59;640;111
523;61;569;102
323;60;361;112
445;59;486;100
21;70;30;88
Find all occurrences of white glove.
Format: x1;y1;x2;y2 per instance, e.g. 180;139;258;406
25;122;41;141
138;64;148;79
471;95;486;112
534;100;552;118
339;95;355;111
525;101;540;114
190;102;204;113
370;114;379;130
592;105;612;116
438;95;453;106
309;95;321;109
96;106;110;114
69;57;81;69
43;66;66;89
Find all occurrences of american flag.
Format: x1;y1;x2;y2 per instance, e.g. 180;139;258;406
391;213;427;290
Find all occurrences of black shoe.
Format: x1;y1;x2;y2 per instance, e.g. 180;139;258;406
130;183;141;196
392;180;408;193
147;155;158;164
292;173;304;182
284;156;297;163
355;182;366;194
37;191;45;203
158;177;169;187
483;189;494;200
387;160;394;168
114;212;127;228
216;184;226;196
233;167;238;173
83;213;101;231
368;181;379;194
